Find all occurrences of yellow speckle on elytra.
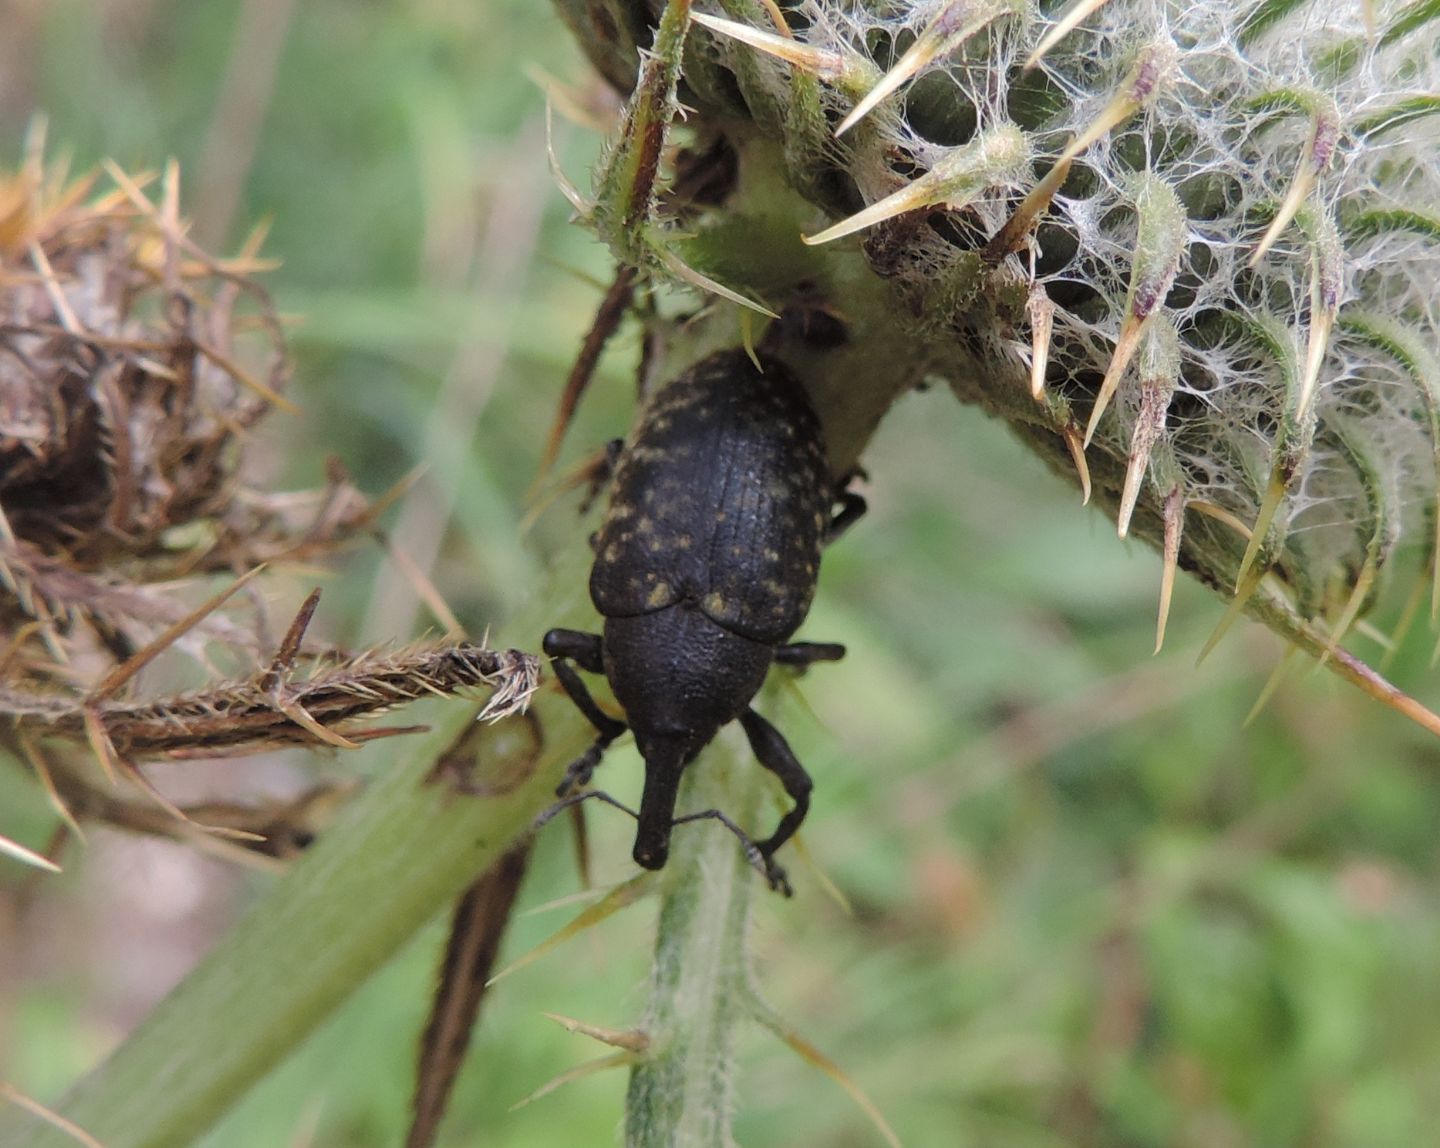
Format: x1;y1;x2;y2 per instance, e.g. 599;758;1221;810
703;592;727;614
647;582;671;608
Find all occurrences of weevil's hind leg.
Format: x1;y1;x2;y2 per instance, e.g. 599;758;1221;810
738;708;813;891
542;629;627;794
774;641;846;669
826;489;867;545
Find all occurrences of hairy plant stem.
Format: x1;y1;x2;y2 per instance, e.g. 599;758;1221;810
626;732;760;1148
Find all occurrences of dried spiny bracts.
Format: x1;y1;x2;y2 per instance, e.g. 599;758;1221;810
0;146;532;864
558;0;1440;677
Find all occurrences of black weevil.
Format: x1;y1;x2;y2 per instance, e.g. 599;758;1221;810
543;348;863;894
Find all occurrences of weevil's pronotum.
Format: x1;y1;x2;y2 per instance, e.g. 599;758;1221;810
543;348;863;893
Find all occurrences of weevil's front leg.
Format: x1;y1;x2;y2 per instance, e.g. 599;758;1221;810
542;628;627;794
738;708;814;891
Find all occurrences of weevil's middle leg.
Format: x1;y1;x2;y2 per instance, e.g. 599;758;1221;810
542;628;627;794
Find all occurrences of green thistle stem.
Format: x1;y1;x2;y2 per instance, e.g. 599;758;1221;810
625;735;762;1147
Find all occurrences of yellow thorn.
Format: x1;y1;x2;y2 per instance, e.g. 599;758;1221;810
0;1081;105;1147
805;123;1027;245
543;1012;650;1053
756;0;791;36
90;565;267;700
802;181;934;246
488;872;655;985
81;707;119;787
1060;423;1092;504
1028;285;1054;400
19;731;85;842
1117;440;1150;540
1317;557;1377;670
740;310;762;372
1299;298;1332;422
1354;619;1395;652
788;832;853;916
656;247;778;317
508;1051;636;1112
1197;567;1265;665
1244;647;1298;726
544;102;593;216
0;832;61;873
1058;40;1175;163
750;1001;902;1148
1251;180;1309;268
1025;0;1113;70
1234;470;1288;591
1155;486;1182;654
689;12;845;77
1188;500;1254;542
985;157;1072;264
1084;314;1146;448
836;1;1016;137
526;64;614;134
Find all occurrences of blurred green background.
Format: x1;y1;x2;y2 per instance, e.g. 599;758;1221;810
4;2;1440;1145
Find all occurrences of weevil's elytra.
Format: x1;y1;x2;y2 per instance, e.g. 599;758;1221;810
543;348;864;893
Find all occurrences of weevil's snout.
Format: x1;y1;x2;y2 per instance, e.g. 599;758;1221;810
633;735;685;873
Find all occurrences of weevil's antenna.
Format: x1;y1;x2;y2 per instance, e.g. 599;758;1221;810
531;788;640;834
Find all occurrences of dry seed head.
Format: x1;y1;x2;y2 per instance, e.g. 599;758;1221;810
1;149;532;854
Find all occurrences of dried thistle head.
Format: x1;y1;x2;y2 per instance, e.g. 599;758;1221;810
0;139;538;863
0;144;288;565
